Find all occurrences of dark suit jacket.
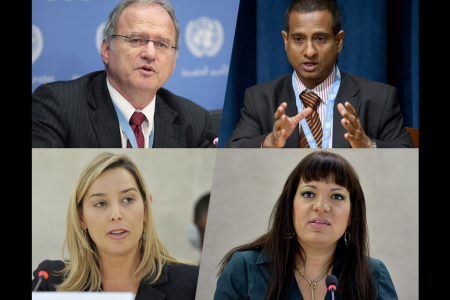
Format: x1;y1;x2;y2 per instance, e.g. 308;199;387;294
225;72;414;148
32;260;199;300
32;71;214;148
214;249;398;300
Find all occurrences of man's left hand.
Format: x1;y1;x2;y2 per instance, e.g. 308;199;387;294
337;102;373;148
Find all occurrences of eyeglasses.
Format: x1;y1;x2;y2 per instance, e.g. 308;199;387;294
112;34;177;55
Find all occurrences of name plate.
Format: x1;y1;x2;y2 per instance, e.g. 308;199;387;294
32;292;134;300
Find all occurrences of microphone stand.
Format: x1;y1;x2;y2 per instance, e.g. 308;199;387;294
33;275;45;291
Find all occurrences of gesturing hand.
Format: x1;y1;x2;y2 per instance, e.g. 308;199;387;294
263;102;312;148
337;102;373;148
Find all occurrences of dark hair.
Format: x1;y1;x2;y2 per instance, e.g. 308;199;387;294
285;0;341;37
218;151;374;300
194;193;210;225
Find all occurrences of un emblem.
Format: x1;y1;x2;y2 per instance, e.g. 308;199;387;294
307;134;314;141
185;17;224;58
32;24;43;64
96;22;106;54
324;122;331;129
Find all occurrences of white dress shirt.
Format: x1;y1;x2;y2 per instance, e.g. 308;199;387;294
106;77;155;148
294;64;336;148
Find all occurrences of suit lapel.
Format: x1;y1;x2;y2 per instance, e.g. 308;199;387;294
274;71;363;148
153;93;187;148
274;76;300;148
332;72;361;148
87;72;122;148
256;250;299;299
136;284;166;300
135;264;169;300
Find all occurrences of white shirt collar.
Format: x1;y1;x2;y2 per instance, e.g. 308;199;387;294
106;76;156;123
106;76;156;148
295;64;336;105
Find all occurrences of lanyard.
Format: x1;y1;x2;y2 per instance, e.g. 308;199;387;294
292;65;341;148
112;100;154;148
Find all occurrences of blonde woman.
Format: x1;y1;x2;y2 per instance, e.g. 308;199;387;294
32;153;198;299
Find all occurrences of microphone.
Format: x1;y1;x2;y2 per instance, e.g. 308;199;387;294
205;131;218;146
326;275;338;300
33;260;54;291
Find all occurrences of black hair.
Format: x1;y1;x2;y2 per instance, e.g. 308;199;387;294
285;0;341;36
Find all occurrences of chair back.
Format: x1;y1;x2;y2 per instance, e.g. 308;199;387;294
406;127;419;148
209;109;222;137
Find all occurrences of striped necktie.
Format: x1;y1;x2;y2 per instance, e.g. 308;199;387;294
299;91;323;148
127;112;147;148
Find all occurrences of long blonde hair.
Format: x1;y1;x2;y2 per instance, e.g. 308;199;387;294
56;152;194;291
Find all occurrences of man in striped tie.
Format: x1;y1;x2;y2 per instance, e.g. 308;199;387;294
225;0;414;148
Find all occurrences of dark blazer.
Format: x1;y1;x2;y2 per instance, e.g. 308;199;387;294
32;71;214;148
225;72;414;148
32;260;199;300
214;249;398;300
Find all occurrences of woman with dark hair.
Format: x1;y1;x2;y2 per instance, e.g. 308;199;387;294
213;151;397;300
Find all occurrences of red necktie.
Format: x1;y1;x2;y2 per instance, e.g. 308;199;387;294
299;91;323;148
126;112;147;148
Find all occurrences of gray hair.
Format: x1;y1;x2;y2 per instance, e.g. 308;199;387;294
103;0;179;57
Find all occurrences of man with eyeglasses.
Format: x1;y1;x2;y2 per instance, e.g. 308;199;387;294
32;0;214;148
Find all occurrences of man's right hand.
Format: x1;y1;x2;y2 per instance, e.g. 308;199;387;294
262;102;312;148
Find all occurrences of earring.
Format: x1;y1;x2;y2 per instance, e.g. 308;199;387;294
142;222;147;240
82;229;89;249
285;228;296;239
344;230;351;246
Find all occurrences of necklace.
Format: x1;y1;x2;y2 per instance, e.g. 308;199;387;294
295;261;333;300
